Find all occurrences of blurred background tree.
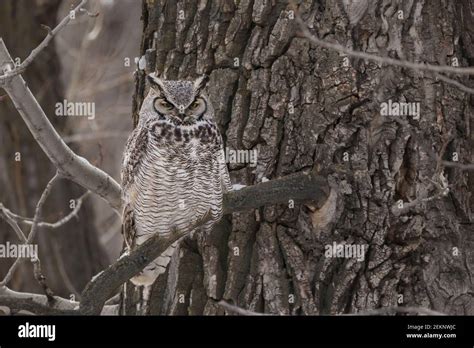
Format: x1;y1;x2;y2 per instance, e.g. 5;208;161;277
0;0;139;299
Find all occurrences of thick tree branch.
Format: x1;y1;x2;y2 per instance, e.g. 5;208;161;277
79;212;213;315
0;287;77;315
0;40;122;211
223;172;329;214
0;286;118;315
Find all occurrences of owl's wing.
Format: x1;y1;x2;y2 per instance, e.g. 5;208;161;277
121;125;148;249
121;125;148;195
122;202;135;249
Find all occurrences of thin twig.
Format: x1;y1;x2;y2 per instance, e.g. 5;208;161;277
0;173;60;287
1;201;55;301
435;133;454;175
295;16;474;76
0;0;89;82
2;191;90;229
51;239;81;298
294;14;474;94
0;204;27;242
32;258;55;303
443;161;474;171
434;73;474;94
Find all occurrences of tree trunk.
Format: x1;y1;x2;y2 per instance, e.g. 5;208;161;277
124;0;473;315
0;0;109;298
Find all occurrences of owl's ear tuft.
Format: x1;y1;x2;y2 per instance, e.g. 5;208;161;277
147;73;166;92
194;75;209;95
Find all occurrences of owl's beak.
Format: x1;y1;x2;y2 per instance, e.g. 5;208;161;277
177;107;186;122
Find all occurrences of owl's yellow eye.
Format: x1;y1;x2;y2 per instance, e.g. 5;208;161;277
160;101;173;109
153;98;175;115
190;100;200;109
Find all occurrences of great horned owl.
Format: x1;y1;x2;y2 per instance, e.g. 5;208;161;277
121;73;232;286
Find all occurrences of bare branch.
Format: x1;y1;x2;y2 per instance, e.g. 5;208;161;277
0;204;27;242
295;16;474;76
223;172;329;214
3;191;90;229
0;40;122;211
51;240;81;298
435;133;454;175
32;258;55;302
0;0;89;82
0;286;77;315
443;161;474;171
79;212;213;315
294;14;474;94
0;173;60;287
0;286;118;315
434;73;474;94
1;199;55;301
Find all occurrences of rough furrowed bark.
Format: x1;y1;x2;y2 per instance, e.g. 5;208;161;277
125;0;473;315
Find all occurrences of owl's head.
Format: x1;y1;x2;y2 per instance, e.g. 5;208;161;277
142;73;212;125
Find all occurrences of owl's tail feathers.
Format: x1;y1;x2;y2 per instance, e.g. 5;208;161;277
129;240;178;286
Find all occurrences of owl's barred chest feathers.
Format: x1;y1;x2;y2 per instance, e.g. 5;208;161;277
133;119;225;237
